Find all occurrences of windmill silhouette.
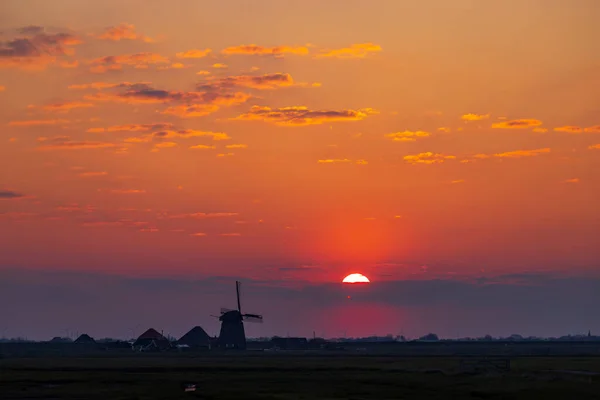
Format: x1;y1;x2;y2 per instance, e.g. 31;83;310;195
216;281;263;349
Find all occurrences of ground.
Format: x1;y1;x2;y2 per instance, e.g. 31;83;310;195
1;354;600;399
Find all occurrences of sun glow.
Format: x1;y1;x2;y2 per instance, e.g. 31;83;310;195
342;273;370;283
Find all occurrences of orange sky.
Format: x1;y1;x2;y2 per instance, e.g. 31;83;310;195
1;0;600;286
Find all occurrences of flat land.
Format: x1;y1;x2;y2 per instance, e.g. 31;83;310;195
2;355;600;399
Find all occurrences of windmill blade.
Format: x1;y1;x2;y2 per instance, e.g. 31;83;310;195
236;280;242;314
220;308;235;314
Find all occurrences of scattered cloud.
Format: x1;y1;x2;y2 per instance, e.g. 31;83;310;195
225;144;247;149
59;60;79;68
385;130;430;142
216;153;235;157
588;144;600;150
95;23;154;42
494;148;550;158
68;81;146;90
404;152;456;165
89;52;169;73
153;141;178;149
190;232;207;237
0;190;26;200
153;129;230;140
107;189;146;194
212;63;228;69
532;127;548;133
8;119;69;127
219;233;241;237
33;101;94;113
190;144;216;150
221;44;309;57
461;113;490;121
197;73;315;91
554;126;583;133
563;178;580;183
0;85;6;91
0;27;82;70
176;48;212;58
78;171;108;177
585;126;600;133
491;119;542;129
233;105;378;126
196;70;210;75
438;127;451;133
84;83;250;117
317;159;351;163
168;212;238;219
315;43;381;59
451;179;465;184
37;139;116;151
106;123;174;132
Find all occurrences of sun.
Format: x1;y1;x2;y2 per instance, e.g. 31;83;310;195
342;273;370;284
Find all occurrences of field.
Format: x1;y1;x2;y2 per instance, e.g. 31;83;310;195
2;354;600;399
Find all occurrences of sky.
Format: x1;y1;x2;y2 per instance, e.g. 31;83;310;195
1;0;599;340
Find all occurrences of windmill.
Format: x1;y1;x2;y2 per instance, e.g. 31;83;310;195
216;280;262;349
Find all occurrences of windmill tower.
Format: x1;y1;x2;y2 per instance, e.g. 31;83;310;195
217;281;263;349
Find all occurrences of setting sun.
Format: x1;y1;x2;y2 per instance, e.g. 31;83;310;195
342;273;371;284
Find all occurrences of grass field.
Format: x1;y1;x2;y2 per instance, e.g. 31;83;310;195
2;355;600;399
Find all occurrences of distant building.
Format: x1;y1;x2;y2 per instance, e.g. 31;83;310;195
177;326;211;349
74;334;96;344
133;328;171;352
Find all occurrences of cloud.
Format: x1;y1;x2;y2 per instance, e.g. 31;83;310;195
588;144;600;150
554;126;583;133
233;105;378;126
225;144;247;149
221;44;309;57
494;148;550;158
153;129;230;141
451;179;465;184
212;63;228;69
532;127;548;133
106;123;174;132
461;113;490;121
176;48;212;58
78;171;108;178
8;119;69;126
190;232;207;237
85;83;250;116
317;159;351;164
59;60;79;68
585;126;600;133
196;70;210;75
0;190;26;200
37;139;117;151
68;81;147;90
82;221;125;227
196;73;314;91
107;189;145;194
0;85;5;91
168;212;238;219
33;101;94;113
189;144;216;150
89;52;169;73
315;43;382;59
563;178;579;183
0;27;82;70
219;233;241;237
153;141;177;149
385;131;430;142
216;153;235;157
95;23;154;43
404;152;456;165
491;119;543;129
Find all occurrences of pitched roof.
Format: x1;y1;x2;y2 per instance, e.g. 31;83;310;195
178;326;211;346
137;328;166;341
74;334;96;344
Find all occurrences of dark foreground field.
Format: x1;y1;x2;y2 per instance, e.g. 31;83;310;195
2;355;600;399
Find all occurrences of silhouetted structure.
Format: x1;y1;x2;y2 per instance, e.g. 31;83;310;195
270;337;308;350
217;281;263;349
177;326;211;349
74;334;96;344
133;328;171;352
